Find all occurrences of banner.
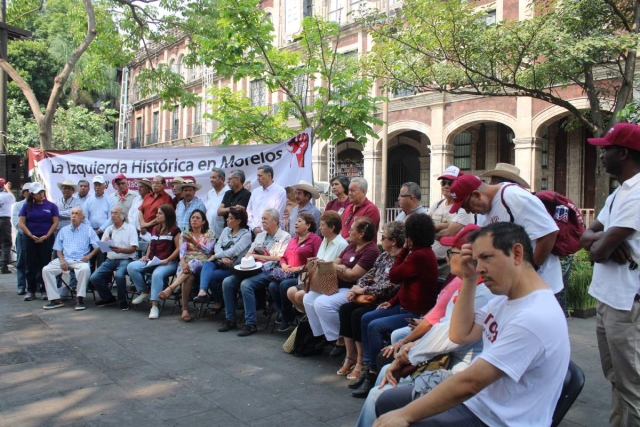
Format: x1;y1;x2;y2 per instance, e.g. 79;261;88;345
29;129;312;201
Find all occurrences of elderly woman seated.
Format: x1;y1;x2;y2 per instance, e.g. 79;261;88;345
193;207;252;314
303;217;379;355
350;213;440;398
157;209;215;322
268;213;322;332
219;208;291;337
336;221;405;383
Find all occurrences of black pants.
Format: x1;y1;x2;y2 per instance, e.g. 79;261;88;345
0;217;11;270
338;302;376;342
24;235;54;293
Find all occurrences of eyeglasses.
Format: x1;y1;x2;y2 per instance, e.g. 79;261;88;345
440;180;453;187
461;194;473;211
446;249;461;258
398;194;412;198
381;236;391;241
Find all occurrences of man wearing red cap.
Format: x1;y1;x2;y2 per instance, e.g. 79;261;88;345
0;178;15;274
581;122;640;425
110;174;137;217
447;173;562;294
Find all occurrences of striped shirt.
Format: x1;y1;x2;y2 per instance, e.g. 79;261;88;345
53;222;100;261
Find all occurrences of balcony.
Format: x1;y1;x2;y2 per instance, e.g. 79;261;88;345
129;137;141;149
165;127;180;141
186;122;202;137
145;133;159;145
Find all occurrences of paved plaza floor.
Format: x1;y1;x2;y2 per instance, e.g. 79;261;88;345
0;272;608;426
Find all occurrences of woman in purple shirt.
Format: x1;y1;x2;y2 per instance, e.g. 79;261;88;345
18;183;59;301
267;213;322;332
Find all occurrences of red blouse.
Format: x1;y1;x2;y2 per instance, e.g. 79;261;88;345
280;233;322;268
388;245;439;314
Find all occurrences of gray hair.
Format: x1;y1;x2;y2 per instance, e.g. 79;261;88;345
402;182;421;200
211;168;225;180
258;165;274;179
231;169;246;183
110;206;127;221
384;221;406;248
351;177;368;193
263;208;280;223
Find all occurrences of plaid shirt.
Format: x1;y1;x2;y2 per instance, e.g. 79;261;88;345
53;222;100;261
175;197;207;231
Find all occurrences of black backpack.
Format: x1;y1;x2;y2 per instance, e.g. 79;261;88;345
293;317;325;357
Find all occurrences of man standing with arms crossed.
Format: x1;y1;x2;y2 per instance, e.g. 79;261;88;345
581;122;640;426
0;178;14;274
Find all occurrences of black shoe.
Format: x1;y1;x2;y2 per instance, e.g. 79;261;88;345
23;292;36;301
237;324;257;337
120;301;130;311
277;320;292;332
17;289;26;296
330;344;346;358
95;297;117;307
352;372;377;398
43;300;64;310
75;301;86;311
1;268;11;274
348;368;369;389
193;294;210;304
218;320;237;332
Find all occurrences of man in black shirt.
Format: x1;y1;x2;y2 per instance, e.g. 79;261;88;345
217;170;252;226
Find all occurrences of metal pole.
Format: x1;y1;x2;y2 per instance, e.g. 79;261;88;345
0;0;7;154
379;0;390;227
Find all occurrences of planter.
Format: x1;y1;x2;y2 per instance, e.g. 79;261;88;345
571;307;596;319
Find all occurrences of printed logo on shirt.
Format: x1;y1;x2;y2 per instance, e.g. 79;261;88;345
44;209;51;213
490;216;500;224
483;313;499;343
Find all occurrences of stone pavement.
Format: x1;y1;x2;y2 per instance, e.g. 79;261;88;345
0;272;608;427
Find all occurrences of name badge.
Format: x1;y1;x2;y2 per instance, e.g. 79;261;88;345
300;244;305;247
349;256;355;262
385;268;390;274
338;207;345;215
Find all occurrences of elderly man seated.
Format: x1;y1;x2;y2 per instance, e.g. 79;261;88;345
42;207;100;311
90;206;138;311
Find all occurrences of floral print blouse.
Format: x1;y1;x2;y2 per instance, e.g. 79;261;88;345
357;251;401;302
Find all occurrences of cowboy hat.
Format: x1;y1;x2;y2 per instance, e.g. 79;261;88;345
135;178;153;190
176;179;202;191
479;163;530;189
290;180;320;199
56;179;79;192
171;176;185;186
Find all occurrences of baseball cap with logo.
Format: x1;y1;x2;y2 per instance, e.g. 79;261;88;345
448;174;483;214
440;223;481;249
438;165;464;181
587;122;640;151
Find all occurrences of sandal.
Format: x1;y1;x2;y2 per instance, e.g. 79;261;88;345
210;304;224;316
337;357;356;376
347;362;363;381
181;309;192;322
158;286;175;300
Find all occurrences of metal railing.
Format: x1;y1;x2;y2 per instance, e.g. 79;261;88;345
165;127;180;141
186;122;202;137
129;137;141;149
145;133;159;145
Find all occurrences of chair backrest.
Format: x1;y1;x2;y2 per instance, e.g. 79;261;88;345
551;360;585;427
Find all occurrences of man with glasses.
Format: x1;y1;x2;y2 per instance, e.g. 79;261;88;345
206;168;230;237
139;175;172;233
217;170;251;232
341;177;380;241
428;167;474;285
395;182;427;222
581;122;640;425
110;174;137;217
246;165;286;235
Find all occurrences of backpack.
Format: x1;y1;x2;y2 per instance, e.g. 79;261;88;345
293;316;325;357
500;184;585;257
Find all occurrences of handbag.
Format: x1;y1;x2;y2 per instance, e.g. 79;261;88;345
283;326;298;354
353;294;376;306
301;259;338;295
268;267;298;281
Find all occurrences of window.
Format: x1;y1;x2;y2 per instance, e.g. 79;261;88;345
135;117;143;147
285;0;301;34
171;108;179;140
193;102;202;136
453;132;472;170
541;178;548;190
393;87;416;98
303;0;313;17
541;138;549;169
484;10;496;25
294;73;309;106
151;111;159;144
250;80;267;107
328;0;342;22
350;0;365;19
475;124;486;170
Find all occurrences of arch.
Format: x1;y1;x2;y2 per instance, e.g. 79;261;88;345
388;120;431;140
531;97;614;137
177;54;185;76
443;111;518;143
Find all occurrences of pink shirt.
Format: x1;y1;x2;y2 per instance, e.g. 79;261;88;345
425;277;462;325
280;233;322;268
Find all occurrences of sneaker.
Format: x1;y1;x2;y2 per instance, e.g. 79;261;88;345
17;289;26;296
218;320;237;332
148;306;159;319
120;301;130;311
237;324;257;337
95;297;117;307
277;320;292;333
23;292;35;301
43;300;64;310
75;301;86;311
132;292;150;305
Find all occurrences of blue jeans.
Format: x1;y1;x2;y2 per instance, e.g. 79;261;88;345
268;277;299;323
15;233;27;291
90;258;132;303
361;305;420;371
127;260;178;301
199;261;233;304
222;271;270;325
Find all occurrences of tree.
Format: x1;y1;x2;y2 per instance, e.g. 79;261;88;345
361;0;640;208
138;0;384;146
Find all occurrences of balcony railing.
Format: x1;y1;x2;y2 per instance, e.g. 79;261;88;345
186;122;202;137
165;127;180;141
129;137;141;149
145;133;159;145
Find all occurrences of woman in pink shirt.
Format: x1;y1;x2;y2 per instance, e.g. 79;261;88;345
268;213;321;332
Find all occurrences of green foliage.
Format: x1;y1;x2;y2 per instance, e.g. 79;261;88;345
567;250;598;311
6;99;117;154
7;40;59;105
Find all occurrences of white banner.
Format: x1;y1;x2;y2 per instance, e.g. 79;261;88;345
33;129;312;201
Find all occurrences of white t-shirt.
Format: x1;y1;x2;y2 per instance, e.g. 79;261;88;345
464;289;570;427
480;184;563;293
0;190;15;217
428;199;474;259
589;172;640;310
206;185;230;238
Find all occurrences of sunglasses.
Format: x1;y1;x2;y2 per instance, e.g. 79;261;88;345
446;249;461;258
440;180;453;187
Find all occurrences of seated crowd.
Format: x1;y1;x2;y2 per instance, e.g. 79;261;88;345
10;165;571;426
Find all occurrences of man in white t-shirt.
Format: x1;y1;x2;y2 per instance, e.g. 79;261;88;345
205;168;229;238
0;178;15;274
447;173;563;294
374;222;570;427
581;122;640;425
428;166;474;283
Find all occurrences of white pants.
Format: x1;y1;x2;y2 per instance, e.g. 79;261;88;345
303;288;349;341
43;259;91;300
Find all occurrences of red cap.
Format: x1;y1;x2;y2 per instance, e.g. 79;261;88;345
588;123;640;151
440;224;481;249
112;174;127;182
0;178;5;186
449;175;483;214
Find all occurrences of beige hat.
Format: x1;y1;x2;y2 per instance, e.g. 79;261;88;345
135;178;153;190
176;179;202;191
290;180;320;199
56;179;79;192
479;163;530;189
171;176;185;187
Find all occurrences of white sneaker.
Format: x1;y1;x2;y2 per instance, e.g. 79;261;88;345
132;292;150;305
149;306;159;319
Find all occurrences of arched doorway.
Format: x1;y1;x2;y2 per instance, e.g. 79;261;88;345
449;122;516;174
387;145;421;208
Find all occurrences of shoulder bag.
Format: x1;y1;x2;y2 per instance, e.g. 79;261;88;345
300;259;338;295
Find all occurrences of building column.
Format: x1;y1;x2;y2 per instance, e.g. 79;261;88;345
429;144;454;205
419;156;431;205
362;147;382;208
513;137;543;191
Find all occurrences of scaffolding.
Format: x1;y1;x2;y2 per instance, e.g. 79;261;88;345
117;67;130;150
202;67;215;146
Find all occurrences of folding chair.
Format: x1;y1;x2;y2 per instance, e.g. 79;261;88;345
551;360;585;427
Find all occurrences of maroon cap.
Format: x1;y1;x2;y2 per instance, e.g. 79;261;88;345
440;224;481;249
587;123;640;151
449;174;483;214
112;174;127;182
0;178;5;186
